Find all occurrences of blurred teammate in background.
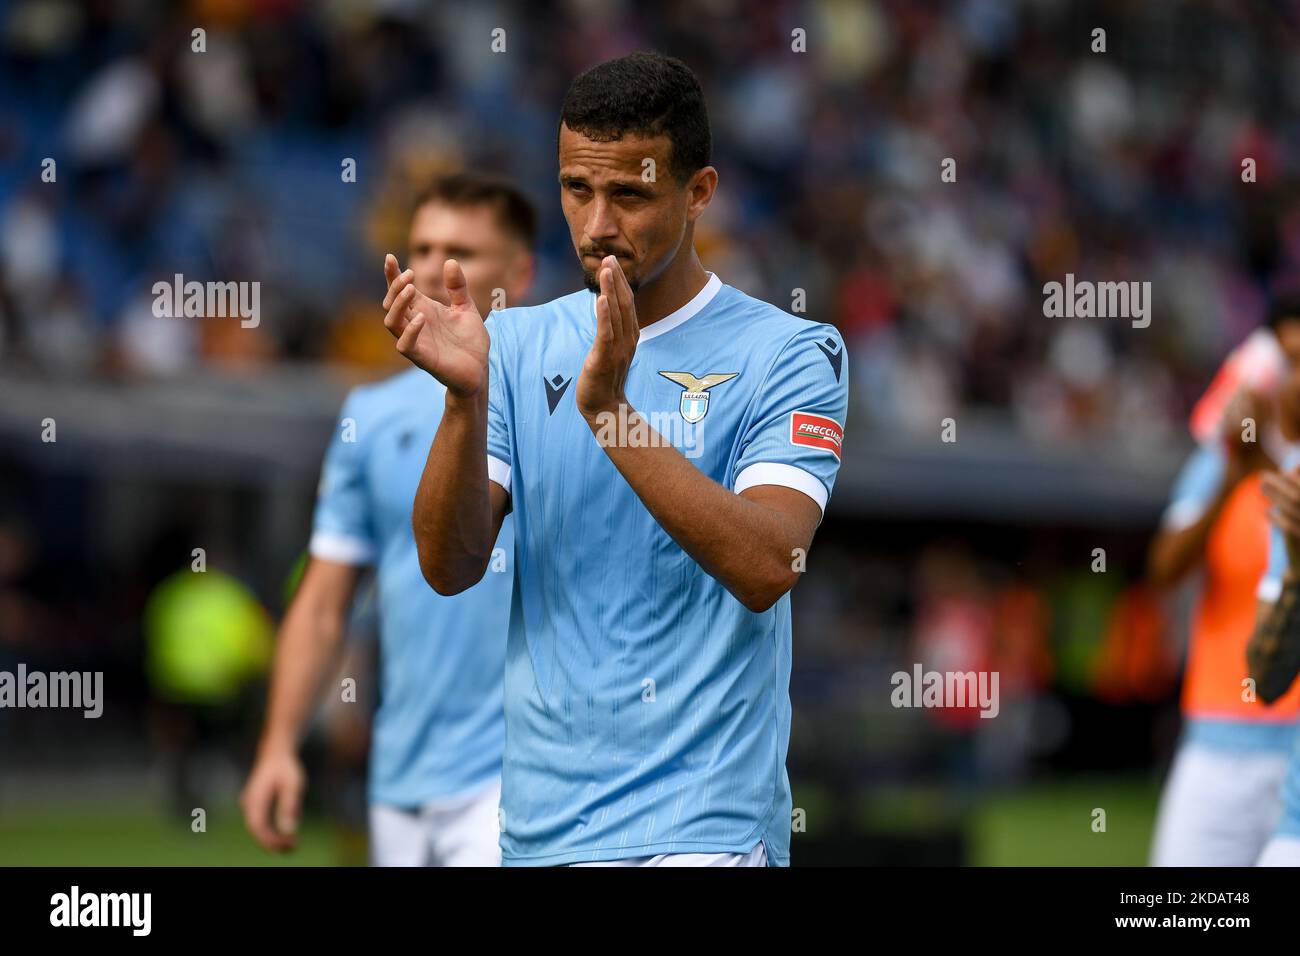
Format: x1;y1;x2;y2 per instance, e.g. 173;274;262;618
1147;297;1300;866
1246;336;1300;865
241;174;536;865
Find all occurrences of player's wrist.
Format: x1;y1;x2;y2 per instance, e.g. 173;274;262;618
444;383;489;412
255;730;299;760
580;396;630;428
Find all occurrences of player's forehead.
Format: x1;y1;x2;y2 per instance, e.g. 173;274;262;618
408;201;504;248
557;124;671;184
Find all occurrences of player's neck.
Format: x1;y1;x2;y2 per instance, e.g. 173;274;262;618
634;252;710;330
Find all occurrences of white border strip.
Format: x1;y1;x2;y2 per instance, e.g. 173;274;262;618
309;530;376;566
487;454;512;495
734;462;828;514
595;272;722;342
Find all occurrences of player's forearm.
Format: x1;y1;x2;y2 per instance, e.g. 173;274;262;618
1247;575;1300;704
587;404;804;612
1147;511;1220;588
257;599;348;755
1147;468;1238;588
413;389;495;594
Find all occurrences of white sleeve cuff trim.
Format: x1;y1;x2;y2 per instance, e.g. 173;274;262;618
309;530;375;566
1161;498;1207;532
733;462;828;514
487;454;512;495
1258;576;1283;603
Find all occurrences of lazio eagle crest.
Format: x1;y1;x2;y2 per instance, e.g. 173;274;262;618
658;371;740;423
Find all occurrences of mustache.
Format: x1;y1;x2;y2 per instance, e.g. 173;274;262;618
581;267;640;294
579;247;638;292
581;246;633;260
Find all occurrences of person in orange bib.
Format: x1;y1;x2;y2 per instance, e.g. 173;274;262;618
1147;297;1300;866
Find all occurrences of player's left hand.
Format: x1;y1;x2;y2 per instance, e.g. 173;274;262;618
577;255;638;419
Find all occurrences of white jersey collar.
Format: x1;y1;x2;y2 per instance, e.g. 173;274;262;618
591;272;722;343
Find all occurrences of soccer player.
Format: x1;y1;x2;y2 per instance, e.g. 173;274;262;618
1248;353;1300;865
241;173;537;866
1146;299;1300;866
380;52;848;866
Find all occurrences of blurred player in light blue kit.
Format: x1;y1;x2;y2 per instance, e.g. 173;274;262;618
241;174;536;865
381;53;848;865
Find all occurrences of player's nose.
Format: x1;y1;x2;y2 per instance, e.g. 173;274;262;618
585;199;620;239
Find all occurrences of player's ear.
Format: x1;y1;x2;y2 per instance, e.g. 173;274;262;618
685;166;718;223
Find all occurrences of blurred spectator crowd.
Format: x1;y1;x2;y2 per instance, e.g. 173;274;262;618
2;1;1300;449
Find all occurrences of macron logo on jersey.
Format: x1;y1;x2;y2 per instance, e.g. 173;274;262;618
544;374;573;415
815;336;843;382
790;412;843;459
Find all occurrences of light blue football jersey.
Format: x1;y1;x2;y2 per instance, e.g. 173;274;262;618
1276;723;1300;840
483;273;848;865
311;368;513;807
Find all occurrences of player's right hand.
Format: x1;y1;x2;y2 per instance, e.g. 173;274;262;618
383;254;490;398
240;748;306;853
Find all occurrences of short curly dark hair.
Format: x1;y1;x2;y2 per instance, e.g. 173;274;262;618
558;52;711;184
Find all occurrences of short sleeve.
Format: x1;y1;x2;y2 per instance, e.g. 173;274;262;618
732;324;848;517
485;312;513;495
309;390;376;566
1159;443;1226;531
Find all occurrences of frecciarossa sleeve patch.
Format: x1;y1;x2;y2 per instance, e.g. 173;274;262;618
790;412;844;458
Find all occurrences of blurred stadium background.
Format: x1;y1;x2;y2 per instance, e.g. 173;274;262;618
1;0;1292;864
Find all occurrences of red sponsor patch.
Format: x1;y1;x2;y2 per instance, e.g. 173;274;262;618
790;412;843;458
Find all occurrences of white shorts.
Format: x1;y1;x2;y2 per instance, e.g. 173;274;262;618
1257;835;1300;866
369;778;501;867
569;841;768;867
1149;743;1288;867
